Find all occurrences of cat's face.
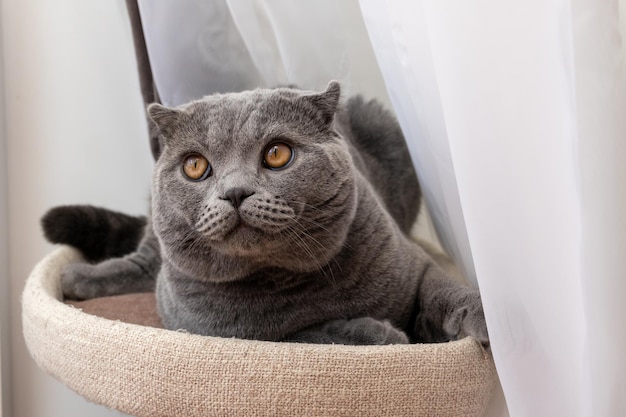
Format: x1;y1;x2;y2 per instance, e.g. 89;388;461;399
149;82;357;281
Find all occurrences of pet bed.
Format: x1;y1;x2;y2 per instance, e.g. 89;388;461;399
22;246;496;417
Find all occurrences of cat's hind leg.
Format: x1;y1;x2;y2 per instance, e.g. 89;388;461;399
61;228;160;300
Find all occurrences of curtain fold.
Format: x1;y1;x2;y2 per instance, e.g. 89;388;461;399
572;0;626;414
137;0;263;106
138;0;395;105
357;0;478;286
361;0;626;416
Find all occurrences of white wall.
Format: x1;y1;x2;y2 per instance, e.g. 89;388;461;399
0;1;10;414
2;1;153;416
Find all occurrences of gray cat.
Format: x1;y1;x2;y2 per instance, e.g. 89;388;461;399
42;82;488;345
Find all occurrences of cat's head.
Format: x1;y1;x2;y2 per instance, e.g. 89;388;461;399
148;82;357;281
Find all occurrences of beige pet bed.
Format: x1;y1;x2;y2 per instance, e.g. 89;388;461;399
22;246;496;417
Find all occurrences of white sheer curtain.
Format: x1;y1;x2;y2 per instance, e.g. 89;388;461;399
360;1;626;416
138;0;392;106
138;1;626;416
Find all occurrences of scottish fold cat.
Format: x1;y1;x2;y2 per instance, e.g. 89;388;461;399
43;82;488;345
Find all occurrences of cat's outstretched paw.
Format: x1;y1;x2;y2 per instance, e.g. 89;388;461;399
60;256;156;301
60;263;103;301
443;291;489;346
286;317;410;345
344;317;410;345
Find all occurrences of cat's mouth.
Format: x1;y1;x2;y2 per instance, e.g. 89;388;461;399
194;197;297;254
226;213;290;241
226;219;255;236
194;212;284;253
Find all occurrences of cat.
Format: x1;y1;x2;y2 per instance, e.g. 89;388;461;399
42;82;488;345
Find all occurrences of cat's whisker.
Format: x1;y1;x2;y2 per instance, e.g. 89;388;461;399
286;221;339;288
291;214;356;252
270;198;348;282
276;197;351;235
285;226;337;288
171;231;201;255
290;219;347;286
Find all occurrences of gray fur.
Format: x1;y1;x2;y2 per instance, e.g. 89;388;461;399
57;82;488;345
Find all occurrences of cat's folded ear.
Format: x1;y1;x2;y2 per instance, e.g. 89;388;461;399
147;103;184;139
301;80;341;125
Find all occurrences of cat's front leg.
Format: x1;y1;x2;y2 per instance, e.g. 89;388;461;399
414;263;489;345
283;317;409;345
62;231;161;300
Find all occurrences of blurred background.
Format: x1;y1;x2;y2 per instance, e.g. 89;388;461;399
1;2;153;416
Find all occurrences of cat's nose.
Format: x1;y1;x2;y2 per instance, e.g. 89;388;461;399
221;187;255;209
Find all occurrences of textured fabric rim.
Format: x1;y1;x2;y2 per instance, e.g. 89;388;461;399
22;246;496;417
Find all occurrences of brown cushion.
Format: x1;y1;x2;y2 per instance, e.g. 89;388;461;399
68;292;163;329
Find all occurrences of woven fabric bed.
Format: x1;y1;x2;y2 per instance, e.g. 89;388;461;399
22;246;496;417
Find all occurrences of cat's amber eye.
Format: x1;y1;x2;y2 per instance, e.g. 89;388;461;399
263;143;294;170
182;154;211;181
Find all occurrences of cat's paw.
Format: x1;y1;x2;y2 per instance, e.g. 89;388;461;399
60;263;103;300
286;317;409;345
443;291;489;346
345;318;410;345
60;257;156;301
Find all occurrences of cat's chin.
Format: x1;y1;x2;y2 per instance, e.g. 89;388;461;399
211;224;280;257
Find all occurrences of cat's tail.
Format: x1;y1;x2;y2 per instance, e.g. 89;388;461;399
41;205;147;263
